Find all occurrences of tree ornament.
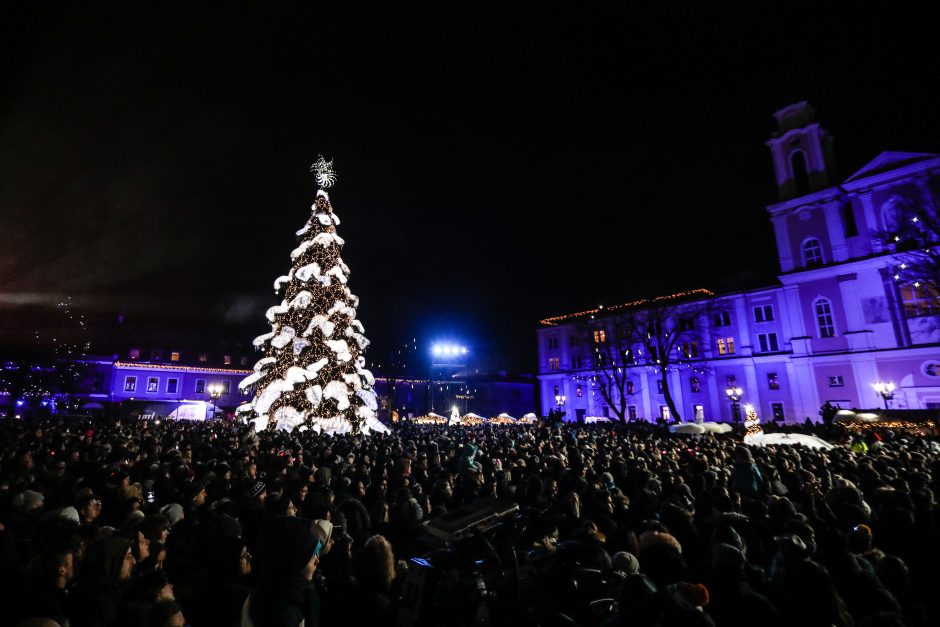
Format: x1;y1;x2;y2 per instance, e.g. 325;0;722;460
310;155;337;189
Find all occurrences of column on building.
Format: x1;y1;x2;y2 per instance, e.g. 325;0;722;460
836;273;874;350
822;200;849;262
668;369;684;421
638;371;653;421
733;296;754;356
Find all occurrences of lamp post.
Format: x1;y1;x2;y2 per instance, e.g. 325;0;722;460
872;381;895;410
208;383;223;420
554;394;567;421
725;386;743;422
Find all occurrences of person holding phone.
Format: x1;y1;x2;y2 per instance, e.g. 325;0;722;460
243;517;322;627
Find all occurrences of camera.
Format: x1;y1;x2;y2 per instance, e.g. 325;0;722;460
145;490;156;504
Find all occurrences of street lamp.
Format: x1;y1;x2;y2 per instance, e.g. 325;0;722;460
725;386;743;422
208;383;223;419
872;381;896;409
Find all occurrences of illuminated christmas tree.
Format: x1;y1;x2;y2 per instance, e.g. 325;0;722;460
744;404;762;437
238;158;387;435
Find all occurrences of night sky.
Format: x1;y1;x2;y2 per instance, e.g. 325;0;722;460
2;3;939;372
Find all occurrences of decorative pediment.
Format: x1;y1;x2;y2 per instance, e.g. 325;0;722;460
845;151;938;182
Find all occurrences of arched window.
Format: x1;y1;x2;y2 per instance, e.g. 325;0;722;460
814;297;836;338
803;238;824;268
790;150;810;195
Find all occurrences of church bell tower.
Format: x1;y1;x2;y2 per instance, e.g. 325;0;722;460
766;102;838;200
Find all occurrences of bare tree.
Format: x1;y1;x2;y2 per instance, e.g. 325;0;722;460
574;291;713;423
872;179;940;328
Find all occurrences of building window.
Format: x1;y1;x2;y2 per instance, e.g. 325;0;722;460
595;352;607;367
553;385;559;396
768;372;780;390
147;377;159;393
129;348;140;360
771;402;786;421
569;335;581;347
195;379;206;394
221;380;231;394
757;332;779;353
726;337;735;354
690;377;701;393
240;356;249;366
815;298;836;338
713;311;731;327
548;357;560;371
716;338;726;355
660;405;671;421
726;375;737;386
170;351;180;362
753;305;774;322
547;337;559;350
601;406;609;418
626;380;634;395
167;378;179;394
628;405;638;421
657;379;664;394
803;238;824;268
680;317;695;331
593;329;607;343
198;353;208;363
829;375;844;387
151;350;163;361
576;384;583;398
680;341;699;359
572;355;583;369
124;376;137;392
900;283;940;318
224;355;232;365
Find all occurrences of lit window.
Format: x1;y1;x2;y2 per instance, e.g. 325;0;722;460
548;357;560;371
593;329;607;343
224;355;232;365
757;332;779;353
124;376;137;392
170;352;180;362
829;375;844;387
767;372;780;390
753;305;774;322
221;380;231;394
726;337;735;354
195;379;206;394
690;377;700;393
129;348;140;360
900;283;940;318
803;238;824;268
716;338;726;355
815;298;836;338
147;377;159;393
198;353;208;363
660;405;671;421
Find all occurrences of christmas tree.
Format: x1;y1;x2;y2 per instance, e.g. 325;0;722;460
744;404;762;437
238;158;388;435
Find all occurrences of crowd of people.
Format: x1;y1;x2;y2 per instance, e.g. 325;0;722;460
0;416;938;627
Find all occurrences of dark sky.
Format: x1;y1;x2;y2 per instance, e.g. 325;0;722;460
2;2;939;372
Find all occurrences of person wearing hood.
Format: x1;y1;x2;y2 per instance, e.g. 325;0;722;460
73;535;136;627
187;537;252;627
245;516;321;627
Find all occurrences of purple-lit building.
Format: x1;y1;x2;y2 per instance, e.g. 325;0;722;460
537;103;940;423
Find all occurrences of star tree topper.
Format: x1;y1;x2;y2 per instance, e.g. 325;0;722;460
310;155;337;189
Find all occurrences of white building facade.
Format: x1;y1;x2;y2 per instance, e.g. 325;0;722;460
537;103;940;423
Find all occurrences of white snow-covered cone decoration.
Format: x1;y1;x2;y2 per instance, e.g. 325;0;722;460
240;172;386;435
